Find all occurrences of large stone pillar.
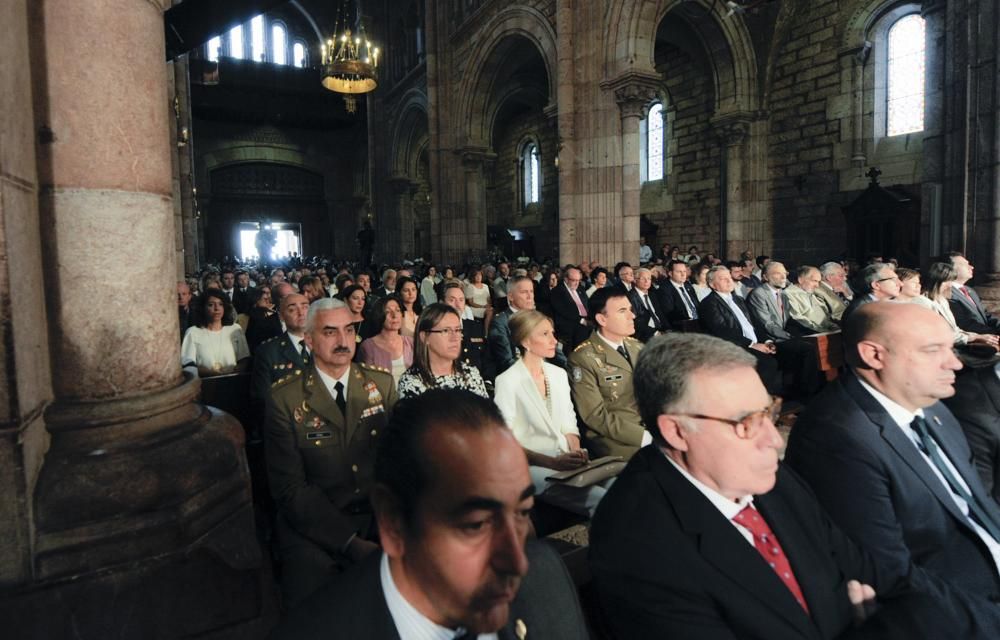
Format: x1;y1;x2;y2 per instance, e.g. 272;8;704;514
711;112;770;259
5;0;267;635
387;175;418;259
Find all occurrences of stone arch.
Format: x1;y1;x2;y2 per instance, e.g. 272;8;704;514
390;89;429;177
605;0;758;114
456;6;557;147
843;0;918;48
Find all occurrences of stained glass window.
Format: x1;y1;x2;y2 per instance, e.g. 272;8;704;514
207;36;222;62
646;103;665;181
293;42;307;68
887;14;925;136
228;24;244;59
523;143;540;205
251;15;266;62
272;24;287;65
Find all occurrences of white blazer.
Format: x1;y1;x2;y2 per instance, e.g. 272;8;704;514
493;359;580;456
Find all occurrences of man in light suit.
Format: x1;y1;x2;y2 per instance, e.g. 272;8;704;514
786;303;1000;639
747;261;793;341
815;261;850;321
264;298;398;608
946;252;1000;335
271;389;589;639
944;363;1000;503
590;332;960;639
785;265;839;333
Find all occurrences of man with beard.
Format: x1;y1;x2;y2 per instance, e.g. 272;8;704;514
264;298;398;608
271;389;588;639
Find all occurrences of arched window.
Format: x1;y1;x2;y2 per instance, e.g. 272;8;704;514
228;24;244;59
250;15;266;62
886;14;925;136
521;142;541;206
207;36;222;62
640;102;666;182
272;23;287;65
293;42;307;68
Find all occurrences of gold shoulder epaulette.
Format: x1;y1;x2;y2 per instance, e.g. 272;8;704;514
271;370;303;387
359;362;391;374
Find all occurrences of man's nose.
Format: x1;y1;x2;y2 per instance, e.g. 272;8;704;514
491;516;529;578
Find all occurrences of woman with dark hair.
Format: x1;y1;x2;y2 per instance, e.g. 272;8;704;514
585;267;609;298
914;262;999;349
357;295;413;384
336;284;367;342
894;267;922;302
690;263;711;301
395;276;422;338
536;268;563;318
333;273;354;296
434;266;455;300
397;303;488;399
181;289;250;377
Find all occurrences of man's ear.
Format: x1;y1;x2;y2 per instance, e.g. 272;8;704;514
855;340;885;370
657;415;690;452
594;312;607;329
372;484;406;559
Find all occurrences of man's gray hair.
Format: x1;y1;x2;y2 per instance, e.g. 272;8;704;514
305;297;348;332
635;267;652;278
819;261;843;277
859;262;893;292
634;333;756;445
763;261;786;276
706;265;730;285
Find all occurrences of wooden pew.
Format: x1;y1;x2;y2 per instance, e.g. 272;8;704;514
801;331;844;381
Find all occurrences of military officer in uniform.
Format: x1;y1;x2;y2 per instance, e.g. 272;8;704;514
568;287;647;459
251;293;311;409
264;297;398;609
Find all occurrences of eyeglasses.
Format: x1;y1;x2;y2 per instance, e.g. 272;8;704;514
673;396;782;440
427;327;464;337
876;276;900;283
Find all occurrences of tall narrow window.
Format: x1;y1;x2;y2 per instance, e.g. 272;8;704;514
207;36;222;61
272;24;287;65
228;24;244;59
293;42;307;68
522;143;540;205
250;15;266;62
886;14;925;136
642;102;665;182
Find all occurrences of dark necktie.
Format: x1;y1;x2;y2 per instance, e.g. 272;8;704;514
911;416;1000;541
643;293;660;326
616;345;632;368
679;285;697;319
299;342;309;363
733;505;810;614
334;381;346;416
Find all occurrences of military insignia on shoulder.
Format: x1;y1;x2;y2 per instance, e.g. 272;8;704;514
573;341;589;353
572;367;583;383
360;363;391;374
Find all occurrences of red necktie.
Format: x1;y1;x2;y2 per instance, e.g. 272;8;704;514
570;287;587;317
733;505;810;614
960;286;975;304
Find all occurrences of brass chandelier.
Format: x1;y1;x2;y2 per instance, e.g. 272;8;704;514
321;0;380;114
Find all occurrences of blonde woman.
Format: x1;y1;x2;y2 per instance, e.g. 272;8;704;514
493;310;608;517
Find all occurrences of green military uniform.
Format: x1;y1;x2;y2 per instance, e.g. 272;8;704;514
251;332;310;403
568;332;645;459
264;362;397;607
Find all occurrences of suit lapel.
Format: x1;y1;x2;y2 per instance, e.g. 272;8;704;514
517;362;552;430
842;375;973;525
648;450;815;637
345;364;369;444
924;405;1000;524
952;287;987;323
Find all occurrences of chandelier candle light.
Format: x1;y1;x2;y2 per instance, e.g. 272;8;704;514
321;0;380;114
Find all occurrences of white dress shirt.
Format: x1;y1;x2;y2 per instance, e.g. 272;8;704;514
857;377;1000;573
663;451;756;546
315;365;350;401
381;553;498;640
718;292;759;343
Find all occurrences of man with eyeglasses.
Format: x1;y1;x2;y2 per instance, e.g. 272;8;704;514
843;262;900;323
590;332;959;639
786;302;1000;639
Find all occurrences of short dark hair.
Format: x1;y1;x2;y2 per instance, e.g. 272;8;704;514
756;255;770;268
374;389;506;528
613;262;632;278
361;294;404;337
588;285;629;319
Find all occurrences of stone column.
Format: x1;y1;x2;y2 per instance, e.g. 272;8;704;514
711;113;763;259
12;0;266;634
921;0;948;261
600;72;659;266
440;147;493;262
387;175;418;259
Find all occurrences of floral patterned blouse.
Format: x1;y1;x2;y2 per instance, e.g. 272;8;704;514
397;360;489;399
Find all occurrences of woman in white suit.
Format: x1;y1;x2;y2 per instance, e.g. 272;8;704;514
493;310;608;517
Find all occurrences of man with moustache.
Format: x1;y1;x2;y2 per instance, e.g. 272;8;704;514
264;298;398;608
271;390;588;638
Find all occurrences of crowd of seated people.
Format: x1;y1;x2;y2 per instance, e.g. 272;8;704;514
178;248;1000;638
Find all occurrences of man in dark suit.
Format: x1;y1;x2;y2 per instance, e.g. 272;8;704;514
943;363;1000;503
632;267;668;342
232;270;254;315
659;259;701;329
251;293;311;406
247;282;293;352
549;265;591;351
590;332;959;639
698;265;781;394
785;302;1000;639
271;389;588;639
441;281;492;380
489;276;567;376
947;252;1000;335
264;298;398;608
843;263;900;323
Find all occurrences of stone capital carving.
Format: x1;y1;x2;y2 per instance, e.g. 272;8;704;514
456;146;497;171
386;175;418;194
710;112;754;147
601;70;661;120
542;102;559;122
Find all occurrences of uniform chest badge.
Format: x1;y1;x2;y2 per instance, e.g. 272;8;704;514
572;367;582;382
364;380;383;406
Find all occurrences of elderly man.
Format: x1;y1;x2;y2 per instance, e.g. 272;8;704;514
698;265;781;394
264;298;398;607
569;287;646;459
271;389;588;638
946;252;1000;335
786;303;1000;638
785;265;840;333
590;332;957;639
816;261;851;320
549;265;592;351
379;268;397;298
632;267;668;342
747;261;792;341
489;275;567;375
843;262;900;322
